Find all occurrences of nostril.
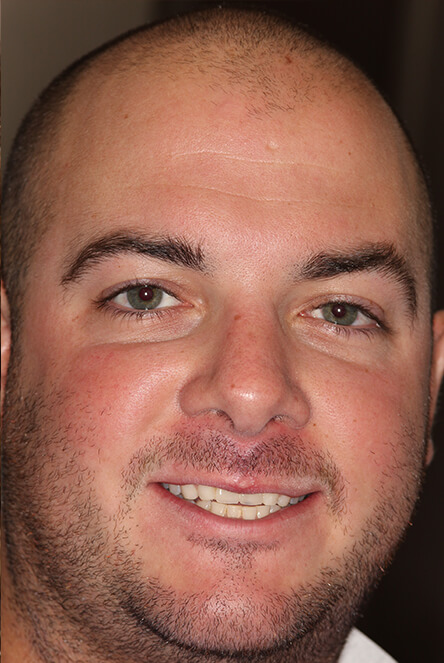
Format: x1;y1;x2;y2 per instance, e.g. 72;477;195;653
179;317;311;434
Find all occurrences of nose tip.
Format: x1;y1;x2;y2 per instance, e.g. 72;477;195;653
179;314;311;436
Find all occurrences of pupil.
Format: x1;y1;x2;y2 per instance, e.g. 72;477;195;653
138;286;154;301
331;303;347;318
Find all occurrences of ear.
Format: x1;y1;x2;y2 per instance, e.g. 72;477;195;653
1;282;12;407
426;309;444;464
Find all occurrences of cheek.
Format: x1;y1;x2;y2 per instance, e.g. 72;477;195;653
33;343;190;509
59;342;187;432
311;356;428;521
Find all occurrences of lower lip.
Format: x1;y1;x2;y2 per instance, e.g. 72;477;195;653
150;483;320;540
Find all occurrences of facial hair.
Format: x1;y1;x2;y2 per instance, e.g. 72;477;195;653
2;359;428;663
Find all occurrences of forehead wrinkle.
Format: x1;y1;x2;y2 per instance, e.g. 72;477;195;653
174;183;388;209
169;151;344;171
156;146;403;209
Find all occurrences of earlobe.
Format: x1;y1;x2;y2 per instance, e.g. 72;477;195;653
427;309;444;464
1;282;12;406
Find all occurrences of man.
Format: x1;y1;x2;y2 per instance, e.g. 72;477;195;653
2;6;444;663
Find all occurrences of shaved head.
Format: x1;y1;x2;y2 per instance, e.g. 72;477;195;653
1;7;434;337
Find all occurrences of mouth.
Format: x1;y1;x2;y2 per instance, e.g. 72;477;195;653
161;483;308;520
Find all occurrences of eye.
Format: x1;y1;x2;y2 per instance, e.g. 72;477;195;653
112;285;180;311
309;301;378;328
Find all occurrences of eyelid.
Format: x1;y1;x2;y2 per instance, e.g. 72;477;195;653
309;305;376;327
95;279;185;316
102;278;177;298
298;297;387;332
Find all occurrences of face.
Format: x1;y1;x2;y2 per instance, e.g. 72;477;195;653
3;61;444;663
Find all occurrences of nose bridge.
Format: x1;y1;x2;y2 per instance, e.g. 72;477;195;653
220;311;285;396
179;305;311;435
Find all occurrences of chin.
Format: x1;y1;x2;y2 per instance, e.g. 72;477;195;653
127;560;357;655
138;586;301;654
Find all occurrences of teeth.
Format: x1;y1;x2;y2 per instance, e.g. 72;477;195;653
240;493;263;506
216;488;239;504
198;485;216;501
242;506;257;520
226;505;242;519
196;499;212;511
163;483;308;519
211;502;227;516
256;505;271;519
181;484;199;500
263;493;279;506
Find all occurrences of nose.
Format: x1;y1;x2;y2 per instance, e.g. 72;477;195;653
179;310;311;436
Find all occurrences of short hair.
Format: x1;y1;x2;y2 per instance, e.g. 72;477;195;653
1;6;435;338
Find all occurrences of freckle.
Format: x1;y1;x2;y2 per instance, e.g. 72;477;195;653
234;314;241;320
285;55;292;64
123;113;129;119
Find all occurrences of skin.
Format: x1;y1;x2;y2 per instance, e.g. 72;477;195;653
2;55;444;663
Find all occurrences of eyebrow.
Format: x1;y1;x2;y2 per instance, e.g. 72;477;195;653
61;233;417;316
61;231;207;286
299;242;417;315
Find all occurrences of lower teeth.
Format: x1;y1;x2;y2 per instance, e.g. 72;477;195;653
196;501;281;519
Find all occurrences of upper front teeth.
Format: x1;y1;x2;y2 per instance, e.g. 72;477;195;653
162;483;307;519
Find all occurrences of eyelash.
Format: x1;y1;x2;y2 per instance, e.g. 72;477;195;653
95;280;181;321
304;299;387;338
95;284;387;341
328;325;375;339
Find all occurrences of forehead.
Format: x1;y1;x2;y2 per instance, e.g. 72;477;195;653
46;61;419;270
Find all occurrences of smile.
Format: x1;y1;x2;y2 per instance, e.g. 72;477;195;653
162;483;308;520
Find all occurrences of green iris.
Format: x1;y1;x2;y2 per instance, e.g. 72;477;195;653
127;286;163;310
322;302;358;326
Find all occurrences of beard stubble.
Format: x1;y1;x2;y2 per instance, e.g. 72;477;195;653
2;359;428;663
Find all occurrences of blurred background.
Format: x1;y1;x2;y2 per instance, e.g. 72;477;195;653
2;1;443;661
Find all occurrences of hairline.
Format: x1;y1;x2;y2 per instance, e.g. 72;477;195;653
1;7;436;337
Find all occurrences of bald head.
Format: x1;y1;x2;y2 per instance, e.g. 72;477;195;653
2;6;434;334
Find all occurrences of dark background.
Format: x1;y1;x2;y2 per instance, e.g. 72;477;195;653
3;1;443;661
